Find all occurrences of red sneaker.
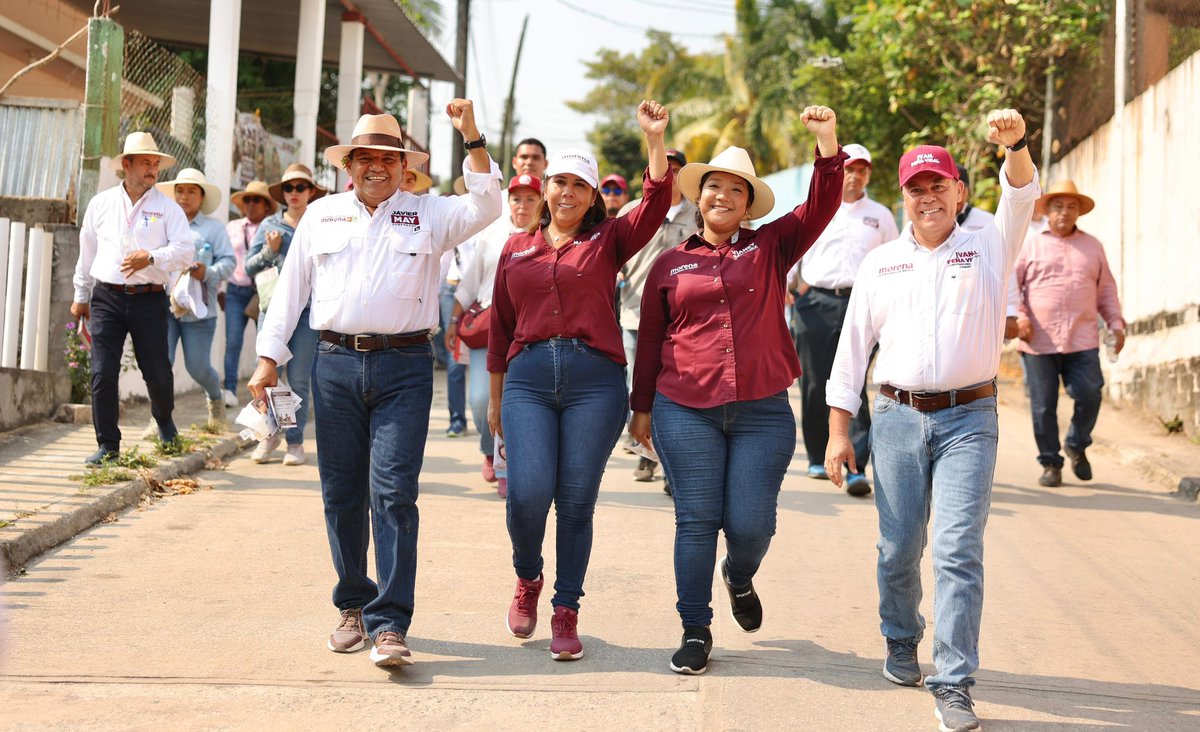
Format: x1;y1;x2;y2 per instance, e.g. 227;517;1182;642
497;477;507;499
550;606;583;660
482;455;497;483
506;573;543;638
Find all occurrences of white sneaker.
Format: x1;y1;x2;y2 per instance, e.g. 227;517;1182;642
282;443;306;466
141;418;159;441
252;433;282;463
222;389;238;408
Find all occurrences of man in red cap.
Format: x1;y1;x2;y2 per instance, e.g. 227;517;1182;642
600;173;630;217
825;110;1039;731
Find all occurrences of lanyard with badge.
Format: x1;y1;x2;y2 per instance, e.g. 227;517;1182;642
122;192;150;256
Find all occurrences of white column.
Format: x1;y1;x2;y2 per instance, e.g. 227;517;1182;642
336;13;366;190
1113;0;1127;302
35;229;53;371
406;85;430;149
0;218;9;352
20;227;44;370
3;222;25;368
205;0;243;223
294;0;326;168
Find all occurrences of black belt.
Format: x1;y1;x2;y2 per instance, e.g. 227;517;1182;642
101;282;165;294
811;285;852;297
319;330;431;352
880;381;996;412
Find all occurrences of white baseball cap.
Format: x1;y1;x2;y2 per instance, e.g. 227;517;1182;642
544;149;599;189
843;143;872;166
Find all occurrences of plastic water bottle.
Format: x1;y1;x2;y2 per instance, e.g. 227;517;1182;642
1104;330;1118;363
198;242;213;266
493;435;506;472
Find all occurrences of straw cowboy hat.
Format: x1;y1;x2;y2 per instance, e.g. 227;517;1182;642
1038;180;1095;215
111;131;177;172
230;180;278;214
324;114;430;168
678;146;776;220
404;168;434;194
268;164;328;205
155;168;222;214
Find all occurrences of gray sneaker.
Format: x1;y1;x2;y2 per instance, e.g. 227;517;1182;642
883;637;923;686
931;685;980;731
327;608;366;653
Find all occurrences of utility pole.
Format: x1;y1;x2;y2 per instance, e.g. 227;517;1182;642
499;15;530;179
77;16;124;223
451;0;469;177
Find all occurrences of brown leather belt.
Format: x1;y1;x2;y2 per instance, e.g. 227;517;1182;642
101;282;165;294
880;381;996;412
320;330;431;352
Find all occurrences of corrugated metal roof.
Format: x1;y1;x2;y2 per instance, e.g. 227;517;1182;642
0;98;82;200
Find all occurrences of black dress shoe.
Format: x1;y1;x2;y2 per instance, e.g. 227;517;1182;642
84;448;119;467
1064;445;1092;481
1038;465;1062;487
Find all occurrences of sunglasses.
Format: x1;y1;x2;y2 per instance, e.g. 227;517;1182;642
601;186;625;195
242;196;268;205
281;182;311;194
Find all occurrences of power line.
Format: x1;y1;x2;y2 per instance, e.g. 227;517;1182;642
554;0;726;40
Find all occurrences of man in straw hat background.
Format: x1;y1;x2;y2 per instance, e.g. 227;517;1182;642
222;180;276;407
249;99;501;668
71;131;195;466
824;109;1039;731
1014;180;1124;488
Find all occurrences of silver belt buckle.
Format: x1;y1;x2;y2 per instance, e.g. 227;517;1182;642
353;334;371;352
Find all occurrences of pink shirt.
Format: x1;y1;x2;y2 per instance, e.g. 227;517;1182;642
225;216;259;287
1015;226;1125;355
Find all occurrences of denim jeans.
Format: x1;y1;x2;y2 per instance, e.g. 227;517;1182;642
651;391;796;627
870;391;999;688
467;346;496;458
1022;349;1103;468
167;314;222;400
437;284;467;429
501;338;628;610
222;282;256;394
311;338;434;638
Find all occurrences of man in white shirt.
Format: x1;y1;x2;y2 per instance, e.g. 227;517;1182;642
249;102;502;668
955;163;1020;340
789;143;898;495
71;132;195;465
825;110;1038;732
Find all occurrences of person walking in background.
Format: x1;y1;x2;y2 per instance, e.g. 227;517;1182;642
825;110;1038;732
244;164;327;466
222;180;275;407
600;173;630;217
789;143;897;496
1015;180;1124;487
629;107;843;675
71;132;194;465
489;101;672;662
155;168;235;432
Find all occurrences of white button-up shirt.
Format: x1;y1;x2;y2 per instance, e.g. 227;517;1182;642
826;170;1040;414
793;195;899;289
257;159;502;365
73;184;194;303
455;213;523;310
959;204;1020;318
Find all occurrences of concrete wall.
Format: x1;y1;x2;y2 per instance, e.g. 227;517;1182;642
0;197;72;225
1053;50;1200;435
0;367;58;431
0;1;89;102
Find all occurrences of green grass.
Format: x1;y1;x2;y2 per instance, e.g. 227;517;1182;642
70;465;137;487
0;520;11;529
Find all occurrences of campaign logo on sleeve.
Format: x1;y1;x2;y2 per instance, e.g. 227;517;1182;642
863;216;880;229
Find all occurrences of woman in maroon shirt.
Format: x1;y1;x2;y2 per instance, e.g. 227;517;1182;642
487;100;672;661
630;106;844;675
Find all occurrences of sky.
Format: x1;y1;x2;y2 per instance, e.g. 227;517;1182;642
423;0;738;184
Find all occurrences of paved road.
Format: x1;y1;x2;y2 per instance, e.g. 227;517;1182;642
3;378;1198;730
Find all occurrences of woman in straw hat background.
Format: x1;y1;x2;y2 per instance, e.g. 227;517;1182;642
222;180;276;407
244;163;327;466
154;167;237;432
629;105;844;675
488;100;672;661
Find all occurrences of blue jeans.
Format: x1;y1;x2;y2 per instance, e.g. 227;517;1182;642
437;284;467;429
467;346;496;458
222;283;255;394
1022;349;1103;468
870;391;999;688
651;391;796;627
167;315;222;400
259;306;317;446
312;338;434;638
501;338;628;610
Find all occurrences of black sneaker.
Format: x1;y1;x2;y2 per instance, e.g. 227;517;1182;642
931;685;980;731
84;448;118;467
883;637;923;686
1063;444;1092;481
669;626;712;675
1038;465;1062;487
719;557;762;632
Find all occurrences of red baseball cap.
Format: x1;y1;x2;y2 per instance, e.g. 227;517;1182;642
599;174;628;191
507;174;542;195
898;145;960;187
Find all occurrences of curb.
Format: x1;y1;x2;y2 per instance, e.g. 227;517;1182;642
1;436;246;571
1086;438;1197;501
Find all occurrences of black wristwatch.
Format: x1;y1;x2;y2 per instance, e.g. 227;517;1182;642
1006;136;1028;152
464;134;487;151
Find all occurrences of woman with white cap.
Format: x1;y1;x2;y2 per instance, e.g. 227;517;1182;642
155;167;237;432
629;106;844;675
488;100;672;661
244;163;327;465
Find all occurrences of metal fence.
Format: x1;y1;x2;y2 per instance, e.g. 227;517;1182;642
120;30;207;172
0;98;83;199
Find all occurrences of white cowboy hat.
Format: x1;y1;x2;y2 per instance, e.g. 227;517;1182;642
155;168;222;214
323;114;430;168
230;180;279;214
403;168;433;194
111;131;177;172
678;146;776;221
268;164;329;205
